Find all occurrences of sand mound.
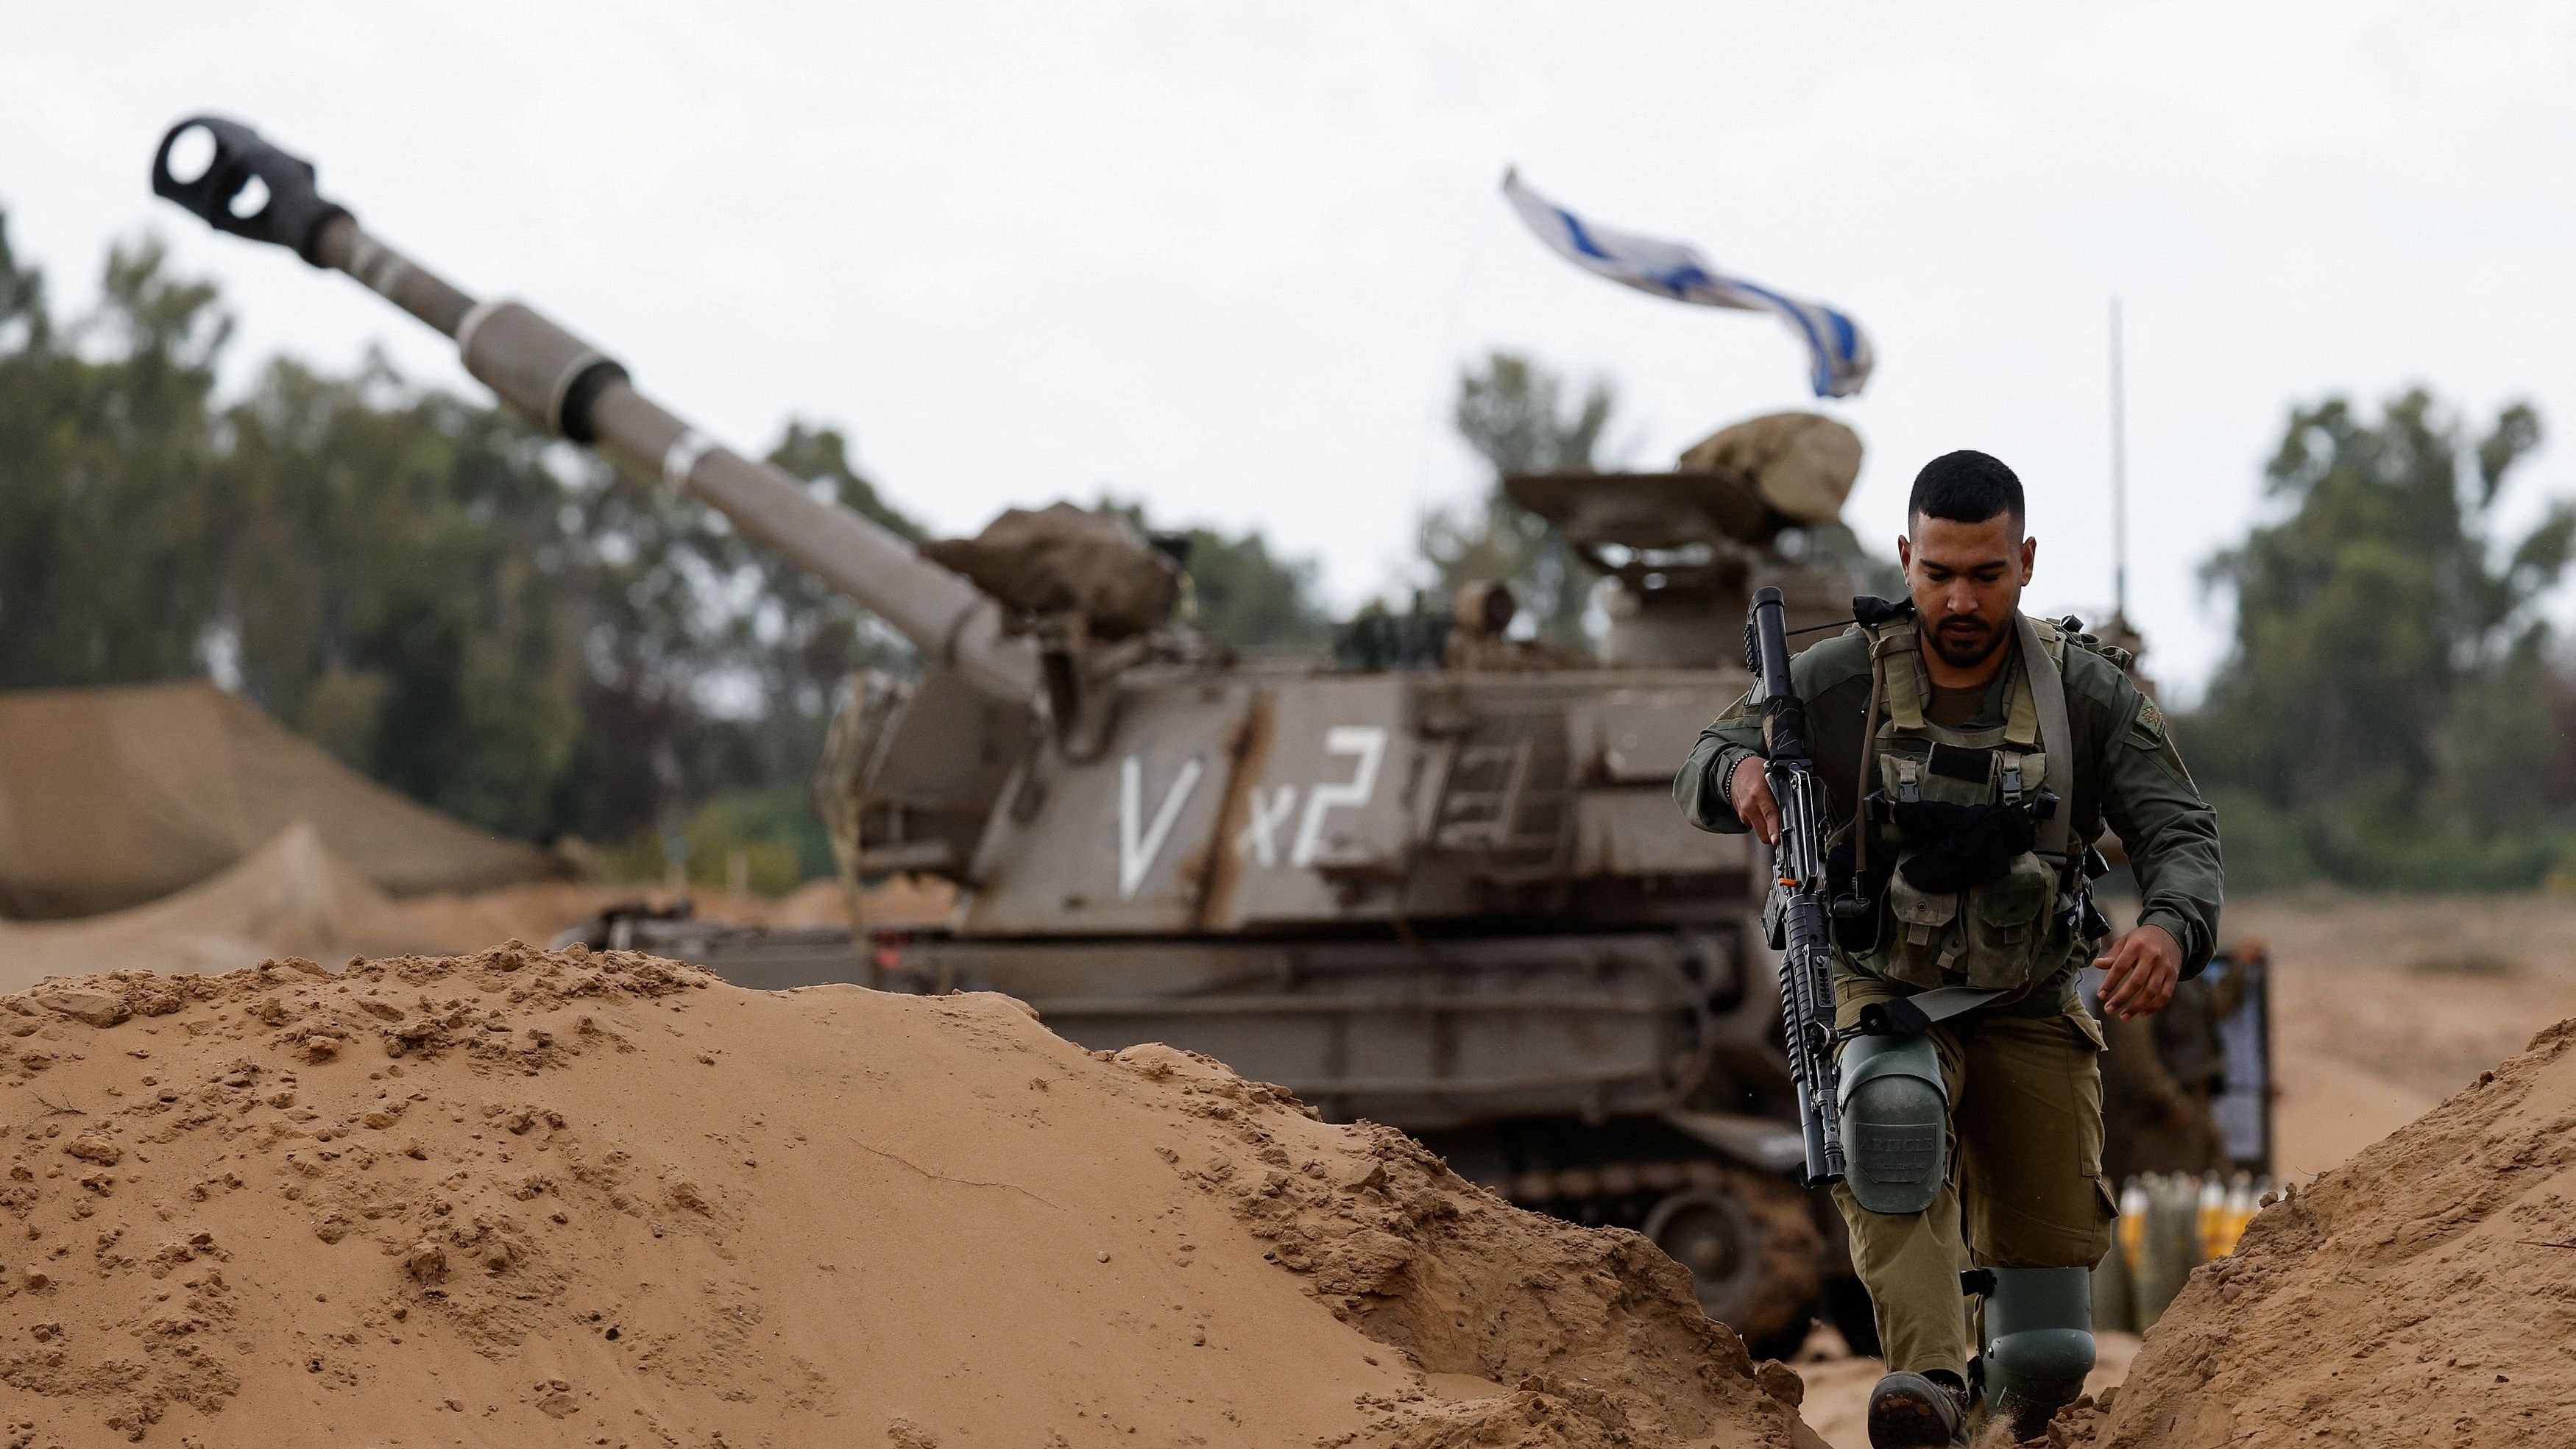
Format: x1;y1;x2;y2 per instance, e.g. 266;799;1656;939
0;826;442;990
2058;1016;2576;1448
0;826;947;996
0;948;1821;1448
0;682;558;919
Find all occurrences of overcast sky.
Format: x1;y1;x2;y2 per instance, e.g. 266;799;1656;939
10;2;2572;699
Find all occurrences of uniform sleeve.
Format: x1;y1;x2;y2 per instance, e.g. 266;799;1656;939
1674;687;1763;834
2098;684;2224;977
1674;631;1875;834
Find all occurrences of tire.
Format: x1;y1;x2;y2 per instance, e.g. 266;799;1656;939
1642;1168;1823;1359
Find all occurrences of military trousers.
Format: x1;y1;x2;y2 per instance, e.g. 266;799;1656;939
1829;972;2117;1378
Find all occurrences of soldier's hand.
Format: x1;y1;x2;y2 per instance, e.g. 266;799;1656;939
1730;759;1780;845
2096;923;2182;1019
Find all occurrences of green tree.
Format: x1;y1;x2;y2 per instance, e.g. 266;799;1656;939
0;224;228;688
551;419;926;849
213;352;587;837
2191;390;2575;886
1426;351;1617;642
0;215;934;875
1182;524;1333;650
0;222;599;840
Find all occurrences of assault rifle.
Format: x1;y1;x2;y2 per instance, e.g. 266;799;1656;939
1746;586;1847;1188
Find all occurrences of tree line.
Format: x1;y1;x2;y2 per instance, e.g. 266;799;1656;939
6;212;2566;893
2187;392;2575;889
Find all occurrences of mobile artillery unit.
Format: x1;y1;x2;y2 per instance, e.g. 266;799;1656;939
154;116;1878;1354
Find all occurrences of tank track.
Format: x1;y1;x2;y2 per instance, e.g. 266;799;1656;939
1478;1156;1737;1205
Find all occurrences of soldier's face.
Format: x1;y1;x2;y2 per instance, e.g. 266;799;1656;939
1898;513;2036;670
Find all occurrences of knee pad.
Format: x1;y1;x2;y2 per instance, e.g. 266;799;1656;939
1981;1266;2096;1434
1836;1032;1947;1214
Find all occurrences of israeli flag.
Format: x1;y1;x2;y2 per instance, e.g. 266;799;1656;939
1503;169;1874;399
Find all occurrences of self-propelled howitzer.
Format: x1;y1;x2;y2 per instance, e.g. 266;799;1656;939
155;116;1881;1356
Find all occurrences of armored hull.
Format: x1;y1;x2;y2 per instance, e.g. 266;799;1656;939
788;426;1878;1352
793;657;1843;1352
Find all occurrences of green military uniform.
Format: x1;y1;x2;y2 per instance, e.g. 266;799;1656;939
1674;612;2221;1389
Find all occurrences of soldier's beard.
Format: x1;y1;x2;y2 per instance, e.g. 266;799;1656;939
1923;616;2004;670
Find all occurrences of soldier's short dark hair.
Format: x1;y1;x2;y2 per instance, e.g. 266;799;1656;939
1908;450;2025;534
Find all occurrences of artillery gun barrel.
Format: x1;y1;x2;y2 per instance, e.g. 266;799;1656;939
150;116;1039;705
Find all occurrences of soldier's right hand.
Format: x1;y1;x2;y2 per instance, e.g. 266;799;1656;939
1731;759;1781;845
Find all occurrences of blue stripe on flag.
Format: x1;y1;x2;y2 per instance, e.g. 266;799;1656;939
1502;170;1872;398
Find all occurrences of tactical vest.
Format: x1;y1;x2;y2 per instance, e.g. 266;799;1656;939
1847;615;2079;993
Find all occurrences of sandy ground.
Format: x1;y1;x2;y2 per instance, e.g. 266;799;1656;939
0;947;1820;1448
2231;893;2576;1180
2057;1012;2576;1445
1792;1328;2138;1447
33;855;2550;1199
12;863;2570;1445
1794;892;2576;1444
0;826;943;993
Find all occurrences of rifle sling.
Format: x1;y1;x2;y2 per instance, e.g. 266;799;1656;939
1857;985;2008;1037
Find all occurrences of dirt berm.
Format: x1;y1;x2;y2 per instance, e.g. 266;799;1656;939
2056;1016;2576;1448
0;948;1825;1448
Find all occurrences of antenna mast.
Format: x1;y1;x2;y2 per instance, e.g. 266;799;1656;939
2109;296;2129;626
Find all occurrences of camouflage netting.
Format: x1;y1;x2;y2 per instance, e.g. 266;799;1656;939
1504;412;1862;553
920;503;1180;640
1674;411;1862;526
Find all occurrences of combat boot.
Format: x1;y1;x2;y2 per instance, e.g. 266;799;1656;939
1866;1370;1969;1447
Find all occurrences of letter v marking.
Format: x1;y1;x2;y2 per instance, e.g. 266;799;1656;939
1119;754;1206;899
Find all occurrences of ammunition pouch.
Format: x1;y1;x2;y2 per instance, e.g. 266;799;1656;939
1881;865;1962;985
1865;746;2067;990
1847;612;2085;992
1836;1032;1948;1214
1972;1266;2096;1439
1888;798;2042;893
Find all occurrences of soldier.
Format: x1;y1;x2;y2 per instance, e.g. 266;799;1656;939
1674;450;2222;1446
2100;941;2260;1183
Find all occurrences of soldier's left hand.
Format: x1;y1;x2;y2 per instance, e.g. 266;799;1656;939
2096;923;2182;1019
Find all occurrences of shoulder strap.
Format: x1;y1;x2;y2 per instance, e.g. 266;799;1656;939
2003;651;2042;745
1853;630;1890;876
1878;626;1928;730
2014;612;2074;860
